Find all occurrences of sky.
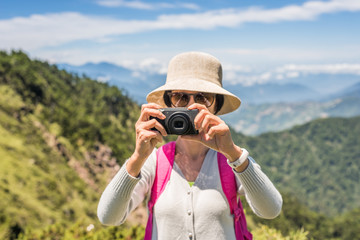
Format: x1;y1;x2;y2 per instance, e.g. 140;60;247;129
1;0;360;86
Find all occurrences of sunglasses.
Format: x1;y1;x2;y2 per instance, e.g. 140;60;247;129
167;92;216;108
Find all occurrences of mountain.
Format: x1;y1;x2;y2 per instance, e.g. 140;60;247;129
57;62;360;136
281;73;360;96
231;116;360;217
0;50;140;239
58;62;323;104
57;62;165;104
223;80;360;136
57;62;134;85
325;81;360;99
1;51;359;239
57;62;360;105
222;95;360;135
224;82;320;104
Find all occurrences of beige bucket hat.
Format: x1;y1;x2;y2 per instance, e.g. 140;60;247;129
146;51;241;115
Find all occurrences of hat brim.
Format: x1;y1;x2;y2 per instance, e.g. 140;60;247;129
146;78;241;115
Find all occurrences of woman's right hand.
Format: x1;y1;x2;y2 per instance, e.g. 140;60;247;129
127;103;167;177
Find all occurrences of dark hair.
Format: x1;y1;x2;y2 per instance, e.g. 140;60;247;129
164;90;172;108
163;91;224;115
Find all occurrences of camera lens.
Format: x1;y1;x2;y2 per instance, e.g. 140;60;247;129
174;120;184;129
168;113;189;135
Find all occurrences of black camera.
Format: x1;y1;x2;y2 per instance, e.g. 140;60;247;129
151;108;199;135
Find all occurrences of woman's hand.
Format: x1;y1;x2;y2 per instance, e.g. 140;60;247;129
182;103;243;163
127;103;167;177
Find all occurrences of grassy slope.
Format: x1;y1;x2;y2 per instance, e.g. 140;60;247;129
0;86;99;239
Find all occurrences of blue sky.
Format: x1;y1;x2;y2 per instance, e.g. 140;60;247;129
1;0;360;86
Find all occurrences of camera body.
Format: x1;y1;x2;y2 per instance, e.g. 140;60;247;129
151;108;199;135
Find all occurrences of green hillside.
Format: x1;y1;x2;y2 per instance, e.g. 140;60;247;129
0;50;140;239
0;51;139;162
0;86;97;238
232;116;360;216
0;50;359;239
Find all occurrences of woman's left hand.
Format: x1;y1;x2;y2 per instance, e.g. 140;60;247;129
181;103;242;162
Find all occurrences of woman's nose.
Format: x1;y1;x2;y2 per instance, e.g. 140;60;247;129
186;95;195;106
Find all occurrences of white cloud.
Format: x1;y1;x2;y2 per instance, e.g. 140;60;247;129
217;46;360;64
224;63;360;86
97;0;153;9
130;59;166;80
1;0;360;51
36;44;360;86
286;71;300;78
223;64;252;73
139;58;167;74
97;75;111;82
224;71;274;86
96;0;199;10
276;64;360;75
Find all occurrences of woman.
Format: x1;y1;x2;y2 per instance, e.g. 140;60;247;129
97;52;283;240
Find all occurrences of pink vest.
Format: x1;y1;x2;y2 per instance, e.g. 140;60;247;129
145;141;252;240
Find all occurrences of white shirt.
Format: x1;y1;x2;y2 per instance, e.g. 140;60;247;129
97;148;283;240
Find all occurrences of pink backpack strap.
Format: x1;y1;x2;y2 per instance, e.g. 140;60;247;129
144;141;176;240
218;152;253;240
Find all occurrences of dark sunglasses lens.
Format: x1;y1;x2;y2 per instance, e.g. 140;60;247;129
170;92;215;107
171;93;189;107
195;93;206;105
195;93;214;107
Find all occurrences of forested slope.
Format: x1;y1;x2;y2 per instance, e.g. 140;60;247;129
0;50;140;239
232;116;360;217
0;50;139;162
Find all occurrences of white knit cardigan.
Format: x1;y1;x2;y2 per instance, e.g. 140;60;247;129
97;148;283;240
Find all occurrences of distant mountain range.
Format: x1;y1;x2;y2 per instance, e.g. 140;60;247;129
223;79;360;135
224;82;319;104
58;62;360;135
222;95;360;135
57;62;165;104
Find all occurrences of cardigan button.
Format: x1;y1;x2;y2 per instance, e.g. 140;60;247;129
188;232;193;239
187;210;191;215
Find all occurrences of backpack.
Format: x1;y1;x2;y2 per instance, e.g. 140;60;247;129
144;141;252;240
